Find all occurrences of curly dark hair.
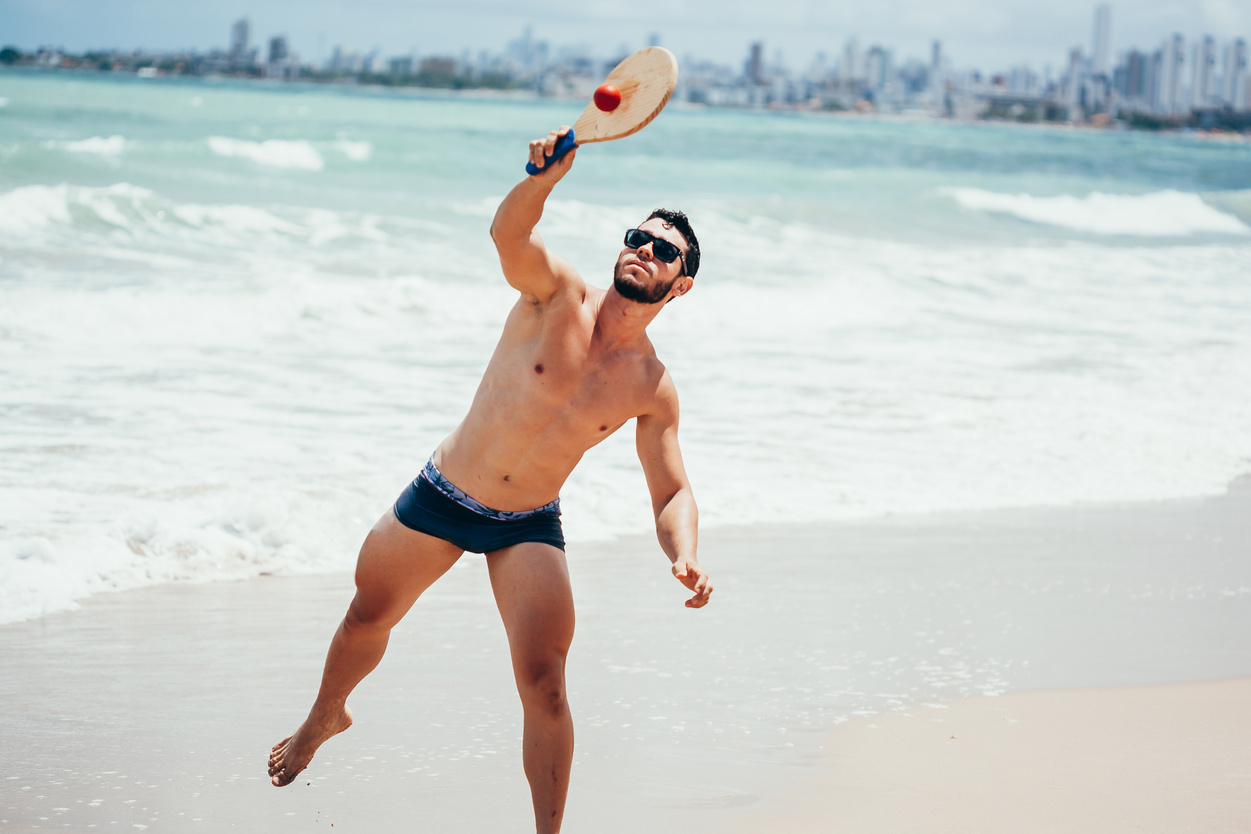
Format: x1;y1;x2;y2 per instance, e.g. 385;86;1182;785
646;208;700;278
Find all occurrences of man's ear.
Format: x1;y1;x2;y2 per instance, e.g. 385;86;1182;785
673;276;694;298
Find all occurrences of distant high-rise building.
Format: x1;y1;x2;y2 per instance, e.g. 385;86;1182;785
1091;4;1111;77
231;19;249;55
747;41;763;85
229;18;250;67
1236;48;1251;112
1190;36;1216;107
268;36;288;64
865;45;889;92
1147;48;1164;111
507;27;533;68
1123;50;1147;100
1225;39;1247;108
1008;65;1038;95
1160;34;1184;114
389;56;413;77
841;38;861;87
927;40;942;99
1065;47;1084;110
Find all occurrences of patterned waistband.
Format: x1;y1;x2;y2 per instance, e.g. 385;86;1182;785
420;458;561;521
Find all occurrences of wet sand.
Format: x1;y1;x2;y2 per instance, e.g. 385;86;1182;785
2;487;1248;831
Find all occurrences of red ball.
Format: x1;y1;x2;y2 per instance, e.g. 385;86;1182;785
594;84;622;112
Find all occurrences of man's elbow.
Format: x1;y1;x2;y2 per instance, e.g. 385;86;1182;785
655;486;697;519
489;205;515;247
490;218;529;258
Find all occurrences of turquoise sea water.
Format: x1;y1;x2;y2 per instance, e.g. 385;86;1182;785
2;70;1250;623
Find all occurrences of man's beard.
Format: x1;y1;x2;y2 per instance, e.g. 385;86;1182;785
613;262;677;305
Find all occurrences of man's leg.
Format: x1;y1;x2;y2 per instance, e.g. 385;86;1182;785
269;511;463;786
486;542;576;834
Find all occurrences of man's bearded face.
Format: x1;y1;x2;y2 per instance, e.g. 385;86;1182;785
613;260;678;305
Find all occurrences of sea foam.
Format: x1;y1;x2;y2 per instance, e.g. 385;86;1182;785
207;136;324;170
0;183;75;234
945;188;1250;236
0;182;303;244
50;135;128;156
333;140;372;161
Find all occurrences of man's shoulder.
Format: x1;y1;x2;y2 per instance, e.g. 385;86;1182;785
510;268;594;321
635;353;679;419
547;272;603;310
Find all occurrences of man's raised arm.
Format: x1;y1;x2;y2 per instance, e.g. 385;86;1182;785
636;374;713;609
489;126;582;303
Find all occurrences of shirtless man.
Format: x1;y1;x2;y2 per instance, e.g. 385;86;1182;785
268;126;712;832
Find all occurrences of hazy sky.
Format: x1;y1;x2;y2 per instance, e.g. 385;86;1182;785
5;0;1249;73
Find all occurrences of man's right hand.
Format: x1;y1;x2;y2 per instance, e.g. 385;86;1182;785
528;126;577;181
673;557;713;609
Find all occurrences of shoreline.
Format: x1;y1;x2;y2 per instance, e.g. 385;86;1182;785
2;488;1248;831
6;481;1250;629
3;66;1247;141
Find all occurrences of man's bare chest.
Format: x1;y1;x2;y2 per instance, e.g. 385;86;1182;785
525;343;648;425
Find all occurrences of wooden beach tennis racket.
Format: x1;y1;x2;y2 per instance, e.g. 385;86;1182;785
525;46;678;175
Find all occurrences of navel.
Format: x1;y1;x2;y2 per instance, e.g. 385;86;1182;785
599;425;608;432
503;475;511;482
534;364;544;374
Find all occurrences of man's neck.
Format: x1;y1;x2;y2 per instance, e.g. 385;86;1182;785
594;286;664;351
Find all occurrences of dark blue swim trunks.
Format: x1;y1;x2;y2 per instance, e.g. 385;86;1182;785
392;458;565;553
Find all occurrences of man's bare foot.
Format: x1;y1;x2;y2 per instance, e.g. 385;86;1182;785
268;705;353;787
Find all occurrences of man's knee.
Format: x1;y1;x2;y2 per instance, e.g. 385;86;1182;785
343;558;410;633
342;591;399;633
516;657;569;718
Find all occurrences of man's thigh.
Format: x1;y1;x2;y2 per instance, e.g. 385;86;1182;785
350;510;464;627
485;542;575;658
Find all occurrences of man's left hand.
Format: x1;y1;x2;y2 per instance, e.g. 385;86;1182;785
672;558;712;608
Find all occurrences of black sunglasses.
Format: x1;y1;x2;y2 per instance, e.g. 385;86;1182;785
623;229;685;272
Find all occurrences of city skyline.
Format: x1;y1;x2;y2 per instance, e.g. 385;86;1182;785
4;0;1248;76
8;3;1249;128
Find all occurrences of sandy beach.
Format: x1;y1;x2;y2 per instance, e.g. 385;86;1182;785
733;677;1251;834
3;483;1249;831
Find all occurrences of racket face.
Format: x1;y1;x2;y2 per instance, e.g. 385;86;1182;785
572;47;678;144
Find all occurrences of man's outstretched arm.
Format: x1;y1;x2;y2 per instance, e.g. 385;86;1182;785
636;374;712;609
490;126;582;304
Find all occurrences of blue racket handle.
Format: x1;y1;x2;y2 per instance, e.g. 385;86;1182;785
525;129;577;176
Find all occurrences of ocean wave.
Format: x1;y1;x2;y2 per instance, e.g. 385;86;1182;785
333;139;372;161
0;182;311;242
47;135;128;156
0;490;372;625
5;187;1251;628
0;182;471;278
207;136;324;170
944;188;1250;236
0;183;76;235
